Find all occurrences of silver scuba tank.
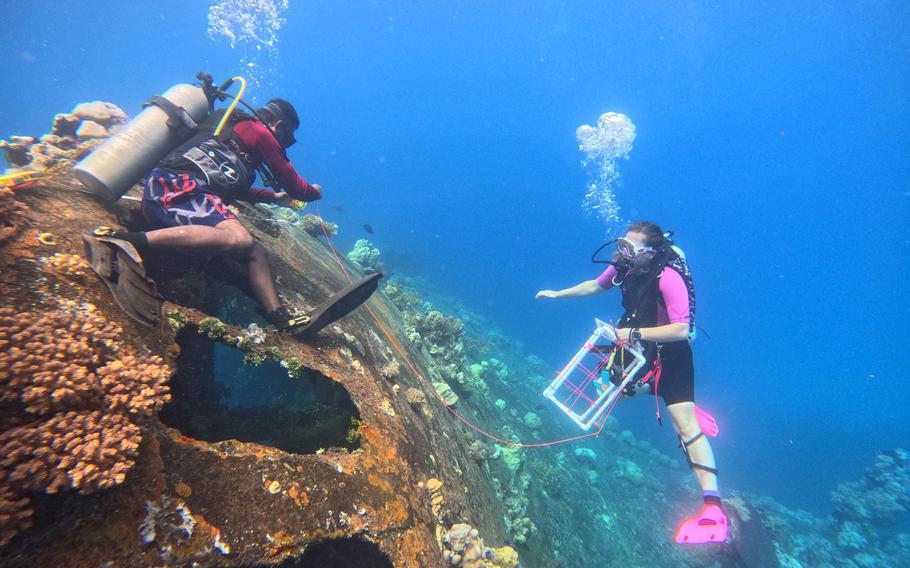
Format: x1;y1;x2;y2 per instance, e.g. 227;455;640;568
74;83;210;201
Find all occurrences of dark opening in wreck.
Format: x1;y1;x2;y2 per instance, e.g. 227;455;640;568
161;328;361;454
236;536;394;568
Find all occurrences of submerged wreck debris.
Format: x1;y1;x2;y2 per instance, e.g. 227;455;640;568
8;97;899;568
0;102;507;567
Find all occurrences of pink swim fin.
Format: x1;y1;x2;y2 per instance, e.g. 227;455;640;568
694;405;719;437
675;504;728;544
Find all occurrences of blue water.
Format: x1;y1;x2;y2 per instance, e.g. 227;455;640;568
2;0;908;536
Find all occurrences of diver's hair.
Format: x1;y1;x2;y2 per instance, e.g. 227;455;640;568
626;220;666;247
257;99;299;129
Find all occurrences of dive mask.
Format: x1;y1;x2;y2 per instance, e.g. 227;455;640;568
274;122;297;148
616;237;652;258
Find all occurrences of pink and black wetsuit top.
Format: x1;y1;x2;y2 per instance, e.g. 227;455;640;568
596;262;694;331
597;254;698;405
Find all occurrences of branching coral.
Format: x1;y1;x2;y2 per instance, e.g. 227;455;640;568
0;306;170;545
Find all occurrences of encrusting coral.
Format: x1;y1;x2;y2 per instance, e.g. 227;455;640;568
0;306;171;545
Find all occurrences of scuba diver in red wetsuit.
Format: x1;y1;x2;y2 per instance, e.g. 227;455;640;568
536;220;728;544
94;100;321;331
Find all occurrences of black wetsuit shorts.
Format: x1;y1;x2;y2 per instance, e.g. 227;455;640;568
654;340;695;406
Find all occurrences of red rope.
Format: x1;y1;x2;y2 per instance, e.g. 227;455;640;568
315;204;611;448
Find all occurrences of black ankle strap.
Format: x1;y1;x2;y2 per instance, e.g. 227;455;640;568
683;432;704;447
691;462;719;475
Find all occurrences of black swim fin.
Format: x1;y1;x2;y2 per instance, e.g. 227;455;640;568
82;233;164;327
294;272;383;338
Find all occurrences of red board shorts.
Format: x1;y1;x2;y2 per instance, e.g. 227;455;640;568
142;168;237;228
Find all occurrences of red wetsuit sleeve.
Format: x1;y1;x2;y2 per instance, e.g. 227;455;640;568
234;120;323;202
236;186;278;204
658;267;691;324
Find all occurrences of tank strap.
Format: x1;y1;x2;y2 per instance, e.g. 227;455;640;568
144;96;199;136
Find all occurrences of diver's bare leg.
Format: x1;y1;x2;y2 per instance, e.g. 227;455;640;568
146;220;280;313
667;402;718;492
248;241;280;313
145;219;252;255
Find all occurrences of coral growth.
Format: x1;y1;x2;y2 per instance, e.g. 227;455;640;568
38;253;89;279
442;523;520;568
380;359;401;381
433;381;459;406
467;440;490;463
829;448;910;565
299;214;338;237
347;238;383;274
522;412;541;430
405;310;466;384
1;101;128;172
405;387;426;406
384;281;422;312
0;306;170;545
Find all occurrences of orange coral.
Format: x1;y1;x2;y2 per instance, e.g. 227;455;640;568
0;411;140;493
0;306;170;545
38;252;89;279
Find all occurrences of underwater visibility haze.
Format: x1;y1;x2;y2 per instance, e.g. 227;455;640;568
1;1;908;567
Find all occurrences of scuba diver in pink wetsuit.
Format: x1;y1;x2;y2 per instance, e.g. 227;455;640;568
536;220;728;544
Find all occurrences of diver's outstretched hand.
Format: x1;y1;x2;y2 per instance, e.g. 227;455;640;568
536;290;558;299
273;191;295;208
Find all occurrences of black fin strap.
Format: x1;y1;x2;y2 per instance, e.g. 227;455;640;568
144;96;198;134
690;462;719;476
683;432;705;447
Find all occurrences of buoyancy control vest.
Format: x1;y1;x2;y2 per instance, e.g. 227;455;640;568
611;247;697;391
617;247;697;335
159;109;257;200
